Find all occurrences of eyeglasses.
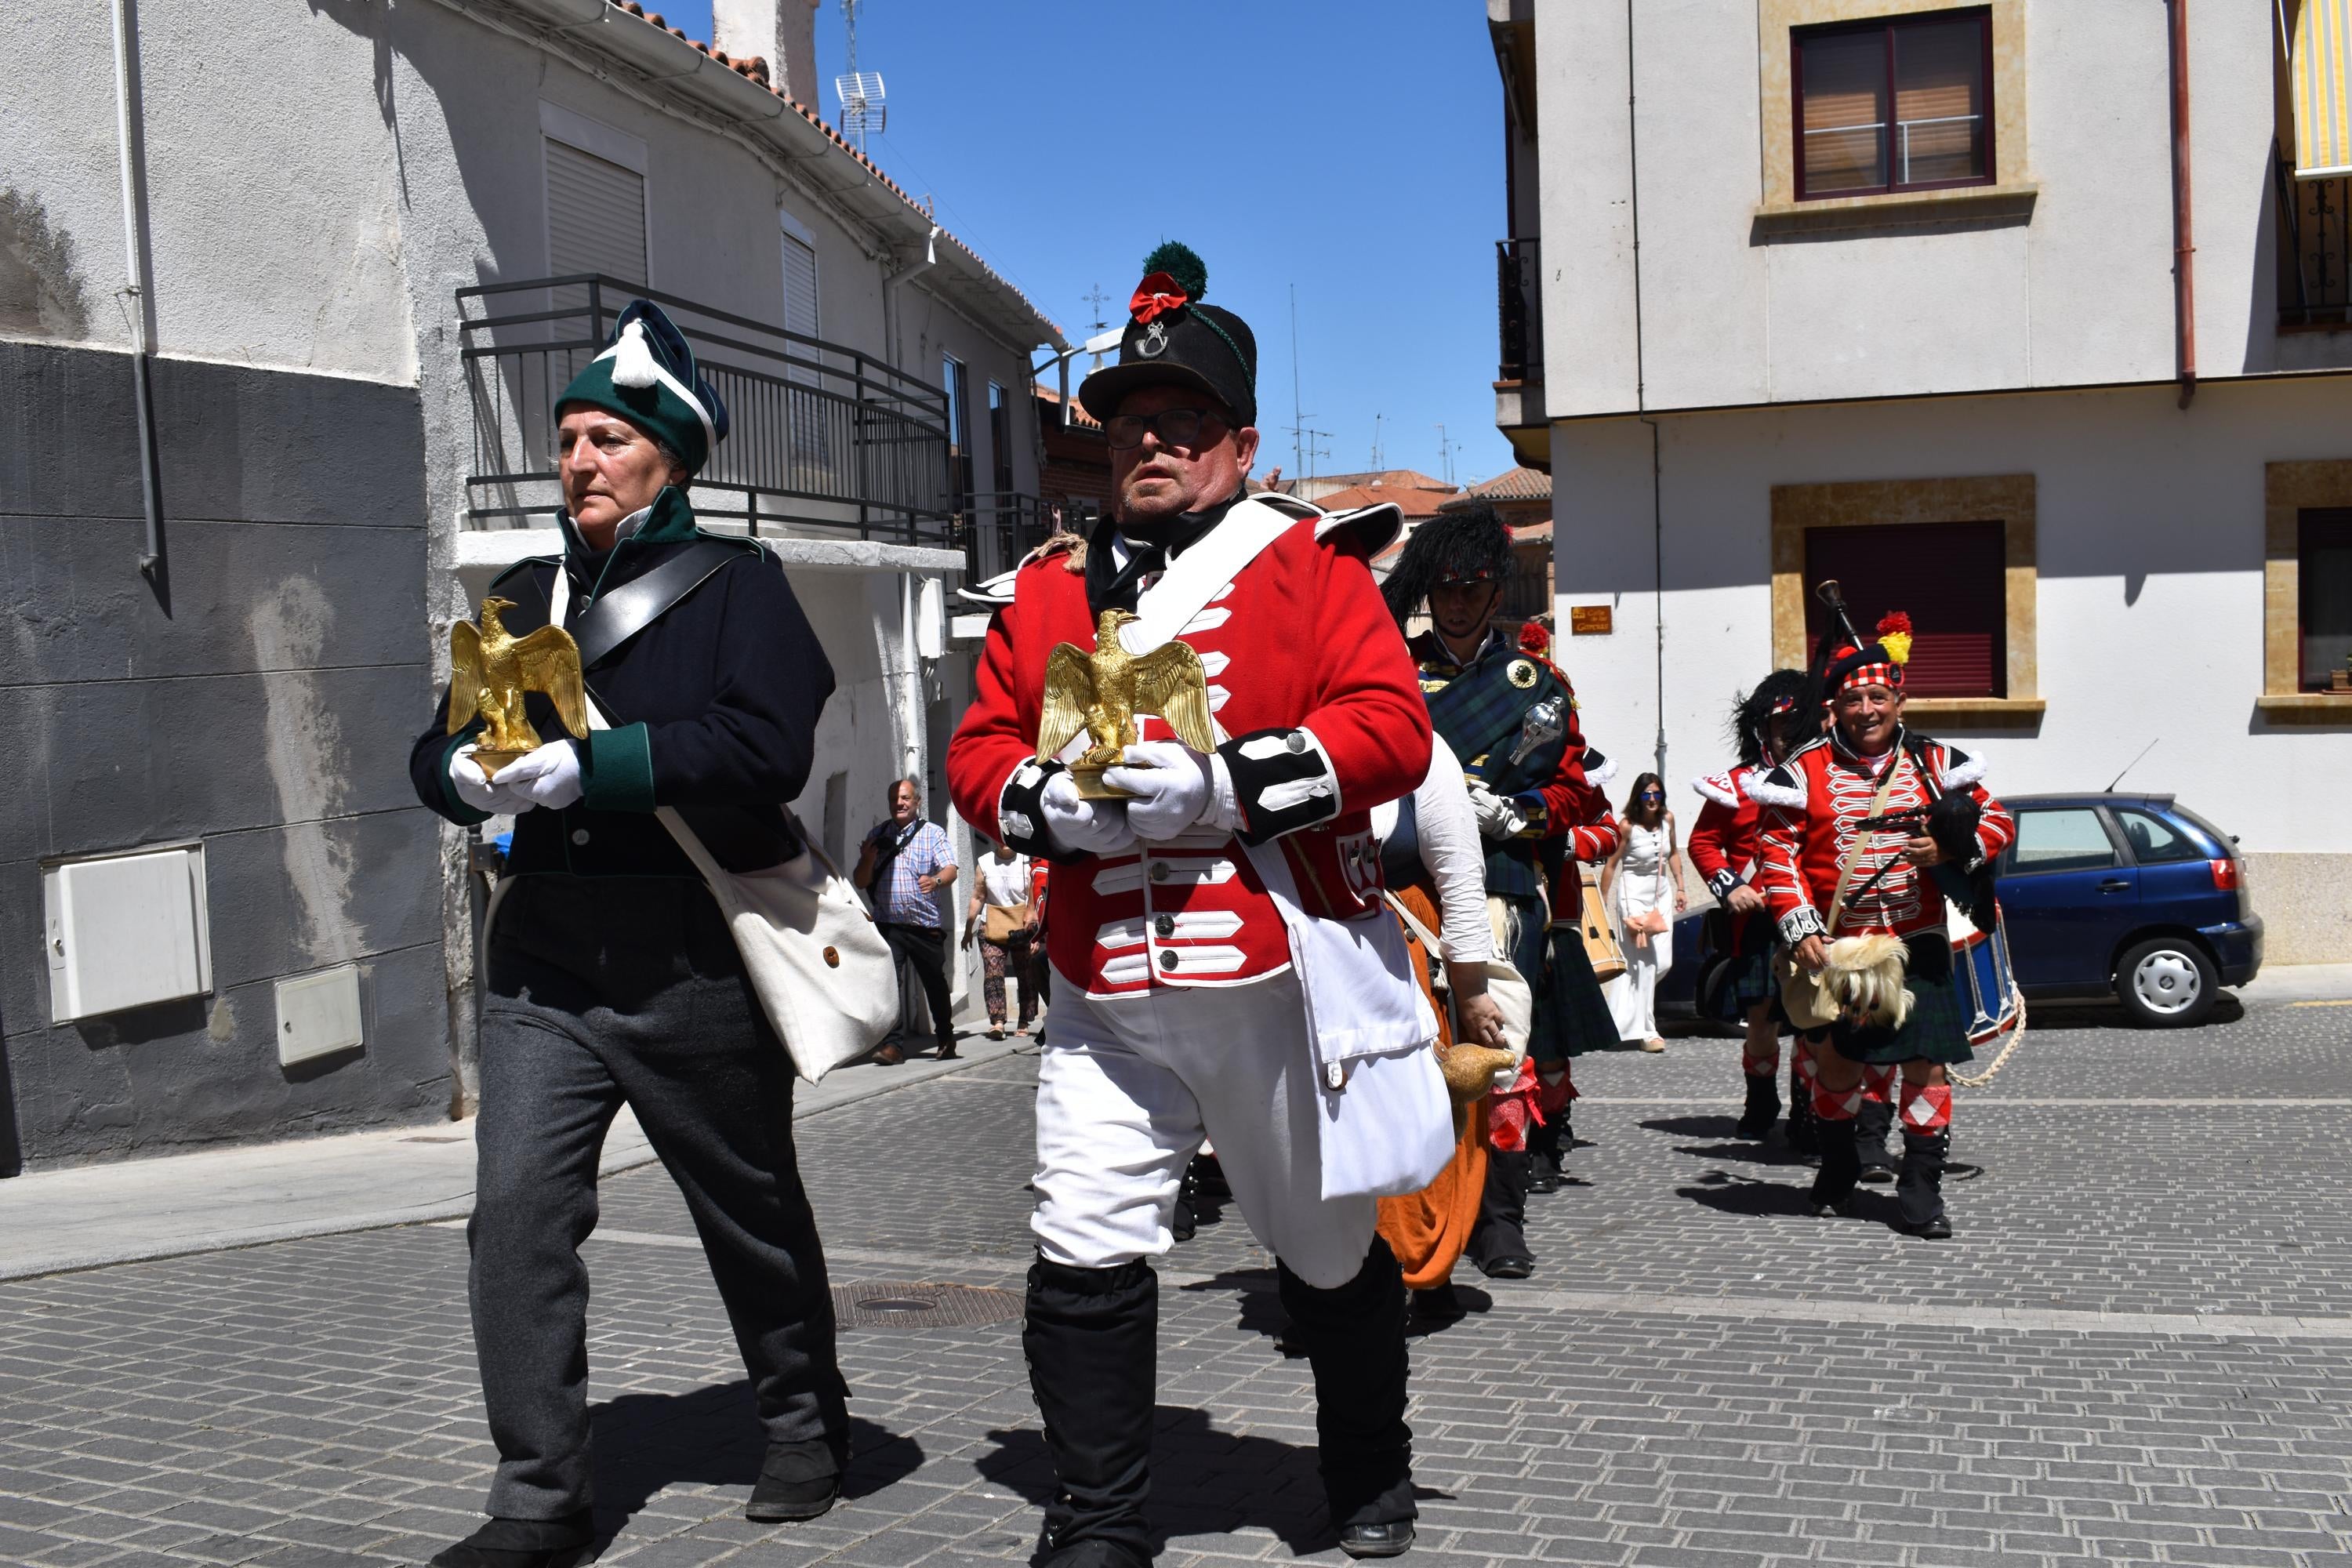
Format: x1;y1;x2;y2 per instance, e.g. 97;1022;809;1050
1638;791;1664;800
1104;408;1220;452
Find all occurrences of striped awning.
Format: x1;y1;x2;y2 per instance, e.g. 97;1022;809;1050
2290;0;2352;179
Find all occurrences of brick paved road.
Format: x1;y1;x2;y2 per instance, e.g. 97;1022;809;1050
5;995;2352;1566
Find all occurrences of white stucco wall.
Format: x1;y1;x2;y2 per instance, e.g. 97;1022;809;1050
1547;379;2352;872
1531;0;2322;415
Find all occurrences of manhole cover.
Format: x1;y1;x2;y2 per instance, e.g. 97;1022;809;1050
830;1283;1023;1330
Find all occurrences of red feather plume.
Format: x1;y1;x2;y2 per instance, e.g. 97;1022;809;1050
1876;611;1914;637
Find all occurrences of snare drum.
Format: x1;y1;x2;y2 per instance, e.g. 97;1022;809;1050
1948;899;2022;1045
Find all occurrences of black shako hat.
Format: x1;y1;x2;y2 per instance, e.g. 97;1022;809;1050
1078;241;1258;429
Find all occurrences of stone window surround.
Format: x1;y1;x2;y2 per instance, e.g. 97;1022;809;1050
1755;0;2034;237
2259;460;2352;720
1769;472;2044;726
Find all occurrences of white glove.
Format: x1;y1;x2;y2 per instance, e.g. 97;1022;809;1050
1466;782;1530;840
449;744;529;815
492;740;586;811
1040;768;1137;856
1100;742;1237;842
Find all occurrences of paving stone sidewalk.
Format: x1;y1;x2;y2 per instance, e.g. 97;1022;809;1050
4;999;2352;1566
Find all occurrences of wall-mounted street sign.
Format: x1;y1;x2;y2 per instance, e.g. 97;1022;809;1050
1570;604;1613;637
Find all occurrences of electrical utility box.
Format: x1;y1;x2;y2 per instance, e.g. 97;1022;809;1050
274;965;365;1067
42;843;213;1024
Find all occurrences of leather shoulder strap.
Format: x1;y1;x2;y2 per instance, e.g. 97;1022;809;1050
571;538;746;670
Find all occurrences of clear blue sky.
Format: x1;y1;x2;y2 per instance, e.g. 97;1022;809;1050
657;1;1519;487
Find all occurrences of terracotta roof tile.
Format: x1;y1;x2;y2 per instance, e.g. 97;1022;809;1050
1443;466;1552;505
1313;484;1460;520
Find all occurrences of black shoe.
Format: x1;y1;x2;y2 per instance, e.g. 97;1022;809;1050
745;1438;843;1522
428;1512;593;1568
1477;1253;1534;1279
1811;1196;1860;1220
1411;1283;1466;1323
1527;1163;1562;1195
1902;1214;1955;1240
1339;1520;1417;1559
1734;1073;1781;1139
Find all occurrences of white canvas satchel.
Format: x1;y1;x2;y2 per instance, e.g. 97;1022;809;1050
547;564;895;1083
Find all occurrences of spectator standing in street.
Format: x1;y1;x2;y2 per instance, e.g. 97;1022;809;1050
1602;772;1686;1052
856;778;959;1064
964;841;1042;1040
409;300;851;1567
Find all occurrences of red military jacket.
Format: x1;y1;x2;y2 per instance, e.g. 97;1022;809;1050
1687;764;1762;902
946;508;1433;1000
1749;731;2014;944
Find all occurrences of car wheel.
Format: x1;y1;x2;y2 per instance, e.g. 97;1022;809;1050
2113;936;2218;1029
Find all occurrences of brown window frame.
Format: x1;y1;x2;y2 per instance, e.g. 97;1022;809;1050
1792;7;1997;203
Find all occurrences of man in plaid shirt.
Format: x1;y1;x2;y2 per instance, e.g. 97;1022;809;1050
855;777;960;1064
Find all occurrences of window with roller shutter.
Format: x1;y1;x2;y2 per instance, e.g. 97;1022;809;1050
1794;9;1994;200
544;138;648;289
1804;519;2005;698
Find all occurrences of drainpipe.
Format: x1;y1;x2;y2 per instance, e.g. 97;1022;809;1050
2168;0;2197;408
110;0;165;583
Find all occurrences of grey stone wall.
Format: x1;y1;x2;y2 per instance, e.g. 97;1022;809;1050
0;339;447;1171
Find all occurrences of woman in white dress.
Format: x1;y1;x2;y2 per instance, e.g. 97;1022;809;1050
1601;772;1687;1052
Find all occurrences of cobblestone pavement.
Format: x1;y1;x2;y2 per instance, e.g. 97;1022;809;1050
5;996;2352;1566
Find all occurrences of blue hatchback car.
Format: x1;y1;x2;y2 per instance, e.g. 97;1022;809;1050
1667;791;2260;1029
1993;793;2259;1026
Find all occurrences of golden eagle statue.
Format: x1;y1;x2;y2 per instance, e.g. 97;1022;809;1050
446;595;590;779
1037;608;1217;798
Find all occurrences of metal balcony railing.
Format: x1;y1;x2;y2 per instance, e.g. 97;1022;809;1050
458;275;954;543
954;492;1051;584
1497;238;1544;383
2279;159;2352;330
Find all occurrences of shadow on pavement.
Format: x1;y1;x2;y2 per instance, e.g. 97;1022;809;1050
1675;1169;1817;1218
588;1385;919;1539
1173;1266;1291;1344
977;1404;1332;1558
1642;1115;1819;1169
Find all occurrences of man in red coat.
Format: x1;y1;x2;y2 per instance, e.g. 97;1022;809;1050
1750;612;2014;1238
1687;670;1809;1142
948;245;1438;1566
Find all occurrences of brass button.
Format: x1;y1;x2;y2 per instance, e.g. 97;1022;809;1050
571;829;590;846
1159;950;1178;971
1149;862;1170;883
1154;914;1175;938
822;946;840;967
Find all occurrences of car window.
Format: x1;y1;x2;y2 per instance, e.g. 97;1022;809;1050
2008;808;2118;874
2111;808;2205;866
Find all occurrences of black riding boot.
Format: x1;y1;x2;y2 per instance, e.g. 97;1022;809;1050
1896;1129;1953;1238
1024;1258;1157;1568
1734;1071;1781;1140
1468;1150;1534;1277
1786;1062;1818;1156
1854;1098;1899;1182
1526;1114;1564;1192
1279;1240;1417;1557
1809;1120;1861;1214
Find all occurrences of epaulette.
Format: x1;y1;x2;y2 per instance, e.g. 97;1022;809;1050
1690;769;1743;808
1026;532;1089;574
1314;499;1403;554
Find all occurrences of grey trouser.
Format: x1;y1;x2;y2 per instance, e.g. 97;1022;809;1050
471;875;848;1519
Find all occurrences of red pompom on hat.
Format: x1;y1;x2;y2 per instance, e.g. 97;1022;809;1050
1518;620;1552;655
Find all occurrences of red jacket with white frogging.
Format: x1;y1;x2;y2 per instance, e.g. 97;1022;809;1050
946;514;1433;1000
1687;764;1762;900
1748;732;2014;945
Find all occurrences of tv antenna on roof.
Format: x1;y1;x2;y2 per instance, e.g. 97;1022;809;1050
833;0;886;154
1081;283;1112;371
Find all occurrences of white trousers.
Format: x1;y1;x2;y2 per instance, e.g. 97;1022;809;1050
1032;970;1378;1290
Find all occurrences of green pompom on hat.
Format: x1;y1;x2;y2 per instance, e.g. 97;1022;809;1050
555;300;730;475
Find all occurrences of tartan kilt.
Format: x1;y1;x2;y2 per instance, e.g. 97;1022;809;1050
1536;920;1620;1062
1711;944;1779;1022
1828;931;1975;1066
